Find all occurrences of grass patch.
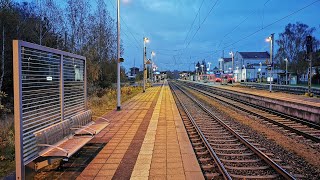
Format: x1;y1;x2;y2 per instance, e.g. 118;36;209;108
89;86;142;118
0;115;15;178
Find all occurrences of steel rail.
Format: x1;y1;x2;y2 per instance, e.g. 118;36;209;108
169;83;232;180
184;83;320;143
172;81;296;180
190;82;320;130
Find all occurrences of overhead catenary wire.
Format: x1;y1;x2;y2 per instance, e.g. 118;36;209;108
183;0;205;45
183;0;319;61
175;0;220;67
222;0;320;49
108;0;142;50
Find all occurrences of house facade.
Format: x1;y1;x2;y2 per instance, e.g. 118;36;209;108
233;51;272;82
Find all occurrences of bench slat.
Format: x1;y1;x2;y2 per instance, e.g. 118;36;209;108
40;136;92;158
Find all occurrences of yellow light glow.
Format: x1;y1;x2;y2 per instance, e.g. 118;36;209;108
122;0;131;4
266;37;271;42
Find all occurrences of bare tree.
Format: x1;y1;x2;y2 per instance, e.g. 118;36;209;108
275;22;317;81
66;0;90;53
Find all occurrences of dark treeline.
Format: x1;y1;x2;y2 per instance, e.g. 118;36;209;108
0;0;125;114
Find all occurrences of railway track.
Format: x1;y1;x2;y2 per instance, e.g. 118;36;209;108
169;82;295;179
177;81;320;143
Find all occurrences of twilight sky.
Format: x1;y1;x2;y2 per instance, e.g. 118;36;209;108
18;0;320;71
118;0;320;71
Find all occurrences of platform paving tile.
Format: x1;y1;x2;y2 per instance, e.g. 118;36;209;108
130;84;204;180
76;86;161;180
77;83;203;180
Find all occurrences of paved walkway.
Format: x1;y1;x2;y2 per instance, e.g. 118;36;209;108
77;82;203;180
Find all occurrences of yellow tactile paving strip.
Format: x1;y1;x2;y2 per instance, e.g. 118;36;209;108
131;84;204;180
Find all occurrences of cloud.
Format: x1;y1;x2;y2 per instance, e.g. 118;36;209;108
139;0;176;13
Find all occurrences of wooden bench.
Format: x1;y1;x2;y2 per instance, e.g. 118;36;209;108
33;110;109;169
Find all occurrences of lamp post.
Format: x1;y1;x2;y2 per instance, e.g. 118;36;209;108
266;33;274;92
207;62;211;72
150;51;155;86
236;66;239;82
229;51;234;78
116;0;121;111
259;62;262;83
284;58;288;85
143;37;149;93
200;64;204;75
195;66;199;81
242;65;246;82
219;58;224;73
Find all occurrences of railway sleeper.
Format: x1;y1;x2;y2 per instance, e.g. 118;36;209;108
199;157;213;163
219;158;261;163
208;139;238;143
194;146;206;151
211;143;242;146
225;165;270;170
192;142;204;146
230;174;279;179
189;134;200;139
204;172;221;179
196;150;209;156
201;164;216;171
214;147;248;151
208;135;237;140
216;152;254;156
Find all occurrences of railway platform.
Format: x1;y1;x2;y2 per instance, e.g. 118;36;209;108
189;80;320;107
184;80;320;123
76;82;203;180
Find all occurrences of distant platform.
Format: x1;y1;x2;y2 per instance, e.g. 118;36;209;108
183;80;320;123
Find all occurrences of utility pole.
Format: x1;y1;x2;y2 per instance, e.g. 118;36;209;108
267;33;274;92
116;0;121;111
284;58;288;85
143;37;149;92
143;46;146;92
306;35;313;96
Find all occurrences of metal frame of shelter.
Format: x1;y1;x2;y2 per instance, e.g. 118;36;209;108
13;40;87;179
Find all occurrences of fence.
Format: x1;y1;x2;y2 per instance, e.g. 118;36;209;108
13;40;87;179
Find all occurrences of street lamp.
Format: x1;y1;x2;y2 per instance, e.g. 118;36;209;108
236;66;239;82
143;37;149;93
266;33;274;92
229;51;234;78
284;58;288;85
195;66;199;81
242;65;246;82
207;62;211;72
150;51;155;86
200;64;204;75
218;58;224;73
259;62;262;83
116;0;121;111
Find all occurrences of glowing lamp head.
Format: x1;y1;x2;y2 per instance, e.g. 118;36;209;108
144;37;149;43
266;37;271;42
